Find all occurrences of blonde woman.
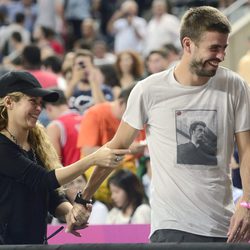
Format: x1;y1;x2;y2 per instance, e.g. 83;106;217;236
0;71;129;245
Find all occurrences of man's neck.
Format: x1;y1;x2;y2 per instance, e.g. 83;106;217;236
174;61;210;86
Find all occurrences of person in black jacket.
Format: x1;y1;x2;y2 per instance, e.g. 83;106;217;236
0;71;128;244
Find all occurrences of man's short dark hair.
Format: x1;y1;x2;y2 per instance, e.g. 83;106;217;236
11;31;22;43
189;121;206;137
22;44;41;69
180;6;231;45
146;49;168;61
42;56;62;74
15;12;25;23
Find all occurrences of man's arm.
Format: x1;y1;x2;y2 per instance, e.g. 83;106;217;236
227;130;250;242
82;121;139;199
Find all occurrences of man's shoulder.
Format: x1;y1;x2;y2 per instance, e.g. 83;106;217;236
139;69;172;85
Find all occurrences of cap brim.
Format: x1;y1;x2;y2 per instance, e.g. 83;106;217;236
23;88;59;102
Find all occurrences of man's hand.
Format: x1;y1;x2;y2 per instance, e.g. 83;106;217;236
65;203;92;237
227;205;250;242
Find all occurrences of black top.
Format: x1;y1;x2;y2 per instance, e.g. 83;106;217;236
0;133;66;244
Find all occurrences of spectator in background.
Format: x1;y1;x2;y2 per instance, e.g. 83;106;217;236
65;49;113;114
96;0;121;47
35;0;63;36
106;169;150;224
77;85;146;205
2;31;25;69
115;50;144;90
61;51;75;83
21;44;59;89
42;55;67;91
163;43;181;68
62;0;92;50
76;18;104;49
0;4;9;28
73;18;105;52
98;64;121;99
145;49;169;75
33;25;64;57
0;12;30;58
45;89;82;167
107;0;147;54
21;44;60;126
7;0;37;33
237;36;250;85
92;40;116;66
144;0;181;56
229;145;243;204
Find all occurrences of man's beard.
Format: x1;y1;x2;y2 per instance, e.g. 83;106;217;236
190;59;217;77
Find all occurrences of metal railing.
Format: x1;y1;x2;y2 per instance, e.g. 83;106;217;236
223;0;250;23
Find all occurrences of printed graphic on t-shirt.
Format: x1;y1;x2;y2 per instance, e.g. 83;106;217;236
176;109;217;165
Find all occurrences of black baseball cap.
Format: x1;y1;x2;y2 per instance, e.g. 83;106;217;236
0;71;59;102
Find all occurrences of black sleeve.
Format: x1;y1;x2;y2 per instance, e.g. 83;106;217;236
0;142;60;192
48;189;68;217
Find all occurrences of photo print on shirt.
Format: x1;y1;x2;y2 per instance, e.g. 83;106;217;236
176;109;218;166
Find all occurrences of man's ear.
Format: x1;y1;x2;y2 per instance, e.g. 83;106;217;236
182;37;192;53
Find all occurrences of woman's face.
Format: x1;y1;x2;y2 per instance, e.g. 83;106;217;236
110;183;128;209
119;53;133;74
10;95;43;129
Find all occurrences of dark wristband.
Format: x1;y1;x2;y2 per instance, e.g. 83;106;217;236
74;191;93;206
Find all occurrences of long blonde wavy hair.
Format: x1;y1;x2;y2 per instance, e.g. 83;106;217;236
0;92;62;171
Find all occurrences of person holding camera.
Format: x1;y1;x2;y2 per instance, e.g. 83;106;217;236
107;0;147;54
64;49;113;115
0;71;129;244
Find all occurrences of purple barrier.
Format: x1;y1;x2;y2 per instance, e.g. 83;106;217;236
47;224;150;244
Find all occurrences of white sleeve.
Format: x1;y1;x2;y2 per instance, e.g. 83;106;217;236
123;82;148;130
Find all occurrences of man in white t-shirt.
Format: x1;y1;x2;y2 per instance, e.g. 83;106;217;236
107;0;146;53
144;0;181;56
80;6;250;243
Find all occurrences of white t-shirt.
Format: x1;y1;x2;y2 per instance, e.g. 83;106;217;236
106;204;151;224
123;66;250;237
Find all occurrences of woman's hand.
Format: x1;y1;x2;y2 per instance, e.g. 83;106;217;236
65;203;92;237
93;145;130;168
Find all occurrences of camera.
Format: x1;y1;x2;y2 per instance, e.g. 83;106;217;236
78;61;85;68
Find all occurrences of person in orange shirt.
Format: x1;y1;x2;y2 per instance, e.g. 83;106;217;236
77;85;146;205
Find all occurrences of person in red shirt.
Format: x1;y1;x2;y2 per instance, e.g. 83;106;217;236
21;44;59;89
45;88;82;166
